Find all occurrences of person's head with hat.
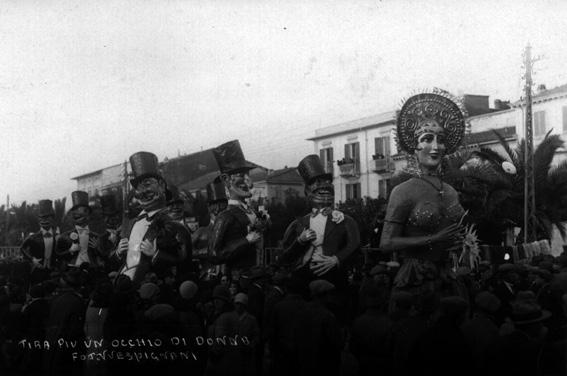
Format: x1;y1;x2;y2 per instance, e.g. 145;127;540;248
297;154;334;210
239;266;267;290
370;264;391;288
309;279;335;303
100;194;121;230
179;280;198;301
129;151;168;212
60;268;84;290
213;140;258;203
233;292;249;315
474;291;501;317
498;263;521;286
37;199;56;231
69;191;91;227
165;183;187;223
212;284;232;312
138;282;160;303
206;180;228;222
510;290;551;339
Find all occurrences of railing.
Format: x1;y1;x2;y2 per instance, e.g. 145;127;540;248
373;158;395;173
0;247;23;260
338;162;360;177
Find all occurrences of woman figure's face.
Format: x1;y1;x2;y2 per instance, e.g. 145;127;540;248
415;121;446;172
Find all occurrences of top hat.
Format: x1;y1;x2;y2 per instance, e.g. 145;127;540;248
297;155;333;185
129;151;163;187
100;194;119;216
166;183;183;205
206;181;228;204
213;140;258;175
70;191;91;212
38;199;55;217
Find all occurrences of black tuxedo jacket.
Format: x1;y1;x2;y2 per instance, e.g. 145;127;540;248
117;208;192;283
20;229;57;269
56;227;104;267
209;205;257;270
280;213;360;269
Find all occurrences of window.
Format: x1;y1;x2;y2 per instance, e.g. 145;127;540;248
346;183;361;201
378;179;390;199
319;147;334;174
344;142;360;171
374;136;391;159
563;107;567;133
534;111;546;136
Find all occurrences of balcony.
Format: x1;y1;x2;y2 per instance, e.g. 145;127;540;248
337;158;360;178
372;157;395;174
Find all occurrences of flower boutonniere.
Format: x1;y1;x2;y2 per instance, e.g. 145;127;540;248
331;210;344;224
70;232;79;242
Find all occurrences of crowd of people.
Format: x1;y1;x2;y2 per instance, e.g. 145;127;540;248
0;90;566;375
0;248;566;375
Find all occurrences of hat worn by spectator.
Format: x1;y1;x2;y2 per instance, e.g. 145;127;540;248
498;263;518;273
212;285;231;302
62;268;84;288
370;264;388;276
139;282;160;300
234;292;249;306
179;281;198;300
309;279;335;297
474;291;501;314
29;284;45;299
145;303;175;321
241;266;268;281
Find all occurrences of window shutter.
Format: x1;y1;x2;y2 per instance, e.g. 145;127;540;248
384;136;390;156
320;149;325;163
344;144;350;160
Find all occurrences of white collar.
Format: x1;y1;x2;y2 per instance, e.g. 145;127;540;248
40;228;52;235
75;225;89;231
228;199;247;209
139;209;161;219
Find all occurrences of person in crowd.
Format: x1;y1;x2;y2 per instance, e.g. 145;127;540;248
57;191;104;269
380;90;468;298
461;291;502;373
208;140;265;276
294;279;344;376
485;291;551;376
350;282;393;376
44;268;86;375
20;199;58;284
114;151;192;284
84;278;113;376
18;283;50;374
408;296;473;376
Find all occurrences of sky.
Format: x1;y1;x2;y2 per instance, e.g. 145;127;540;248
2;0;567;206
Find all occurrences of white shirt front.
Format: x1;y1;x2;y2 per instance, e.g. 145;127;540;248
302;213;327;265
75;225;90;266
40;228;53;267
122;209;159;279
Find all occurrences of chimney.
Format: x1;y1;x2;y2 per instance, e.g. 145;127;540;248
494;99;511;110
463;94;490;116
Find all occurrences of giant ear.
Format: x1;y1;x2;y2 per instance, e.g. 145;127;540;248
219;173;230;184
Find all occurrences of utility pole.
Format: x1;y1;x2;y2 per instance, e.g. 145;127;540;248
523;44;538;243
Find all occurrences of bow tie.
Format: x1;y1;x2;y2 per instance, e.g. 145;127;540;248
135;212;152;222
43;232;53;238
311;207;332;217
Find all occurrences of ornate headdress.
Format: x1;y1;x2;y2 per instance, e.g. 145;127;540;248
396;88;467;155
